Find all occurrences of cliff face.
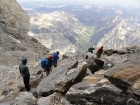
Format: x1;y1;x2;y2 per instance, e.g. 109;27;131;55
0;0;49;66
0;0;30;37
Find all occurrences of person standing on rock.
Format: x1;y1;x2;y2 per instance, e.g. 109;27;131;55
40;54;53;76
52;51;59;68
19;58;30;91
96;46;103;58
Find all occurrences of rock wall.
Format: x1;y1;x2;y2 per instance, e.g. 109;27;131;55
0;0;49;66
0;0;29;37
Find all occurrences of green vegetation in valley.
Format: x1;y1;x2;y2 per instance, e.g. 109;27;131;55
75;26;94;53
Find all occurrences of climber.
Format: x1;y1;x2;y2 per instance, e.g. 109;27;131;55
96;46;103;58
52;51;59;68
40;54;52;76
88;47;95;53
19;58;30;91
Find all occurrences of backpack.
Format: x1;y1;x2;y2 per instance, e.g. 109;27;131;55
41;58;47;69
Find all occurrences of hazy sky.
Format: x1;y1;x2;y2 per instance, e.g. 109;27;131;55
17;0;140;8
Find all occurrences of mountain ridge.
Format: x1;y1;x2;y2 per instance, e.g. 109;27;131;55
0;1;140;104
24;4;140;53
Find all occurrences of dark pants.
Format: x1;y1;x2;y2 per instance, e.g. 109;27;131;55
53;62;57;68
96;53;101;58
23;77;30;91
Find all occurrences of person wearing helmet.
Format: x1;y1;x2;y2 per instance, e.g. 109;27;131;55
52;51;59;68
19;58;30;91
96;46;103;58
40;54;52;76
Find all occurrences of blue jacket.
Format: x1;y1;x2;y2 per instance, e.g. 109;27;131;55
52;52;59;63
41;58;52;71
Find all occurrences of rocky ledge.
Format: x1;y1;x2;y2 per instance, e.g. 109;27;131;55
0;45;140;105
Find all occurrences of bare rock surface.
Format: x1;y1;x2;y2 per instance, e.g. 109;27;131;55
66;70;125;105
38;92;71;105
1;1;140;104
0;47;140;105
0;0;49;67
105;51;140;93
36;60;87;96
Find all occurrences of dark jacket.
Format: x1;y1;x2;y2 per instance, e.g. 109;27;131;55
88;47;95;53
19;58;30;77
52;52;59;63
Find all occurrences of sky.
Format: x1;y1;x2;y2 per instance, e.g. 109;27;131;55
17;0;140;8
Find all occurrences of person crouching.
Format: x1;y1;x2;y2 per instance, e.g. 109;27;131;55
40;55;52;76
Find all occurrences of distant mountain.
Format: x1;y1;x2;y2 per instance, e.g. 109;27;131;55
1;2;140;104
90;16;140;49
25;4;140;53
28;11;94;53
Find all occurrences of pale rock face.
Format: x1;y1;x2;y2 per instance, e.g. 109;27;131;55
0;0;30;37
0;0;49;66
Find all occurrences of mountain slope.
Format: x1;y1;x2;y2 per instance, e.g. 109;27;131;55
0;0;49;66
91;16;140;49
28;11;94;53
25;4;140;53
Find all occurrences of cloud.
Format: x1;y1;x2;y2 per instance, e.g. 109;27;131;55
17;0;140;7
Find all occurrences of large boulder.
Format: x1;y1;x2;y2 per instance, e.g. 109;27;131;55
66;70;126;105
36;60;87;97
104;52;140;103
85;53;104;74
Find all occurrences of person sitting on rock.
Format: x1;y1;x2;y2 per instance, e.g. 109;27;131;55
96;46;103;58
40;54;52;76
52;51;59;68
19;58;30;91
